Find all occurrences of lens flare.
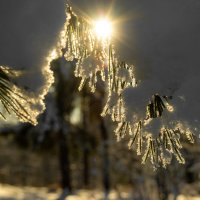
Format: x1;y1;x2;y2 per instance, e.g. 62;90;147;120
94;18;112;39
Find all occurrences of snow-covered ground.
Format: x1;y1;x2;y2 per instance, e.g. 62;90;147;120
0;184;131;200
0;184;57;200
0;184;199;200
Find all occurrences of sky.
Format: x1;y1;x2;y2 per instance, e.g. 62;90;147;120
0;0;200;131
71;0;200;79
0;0;65;93
0;0;66;123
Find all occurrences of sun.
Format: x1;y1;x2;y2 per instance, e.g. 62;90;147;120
94;18;112;39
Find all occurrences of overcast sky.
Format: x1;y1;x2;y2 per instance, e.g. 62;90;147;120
72;0;200;79
0;0;65;93
0;0;200;128
1;0;199;89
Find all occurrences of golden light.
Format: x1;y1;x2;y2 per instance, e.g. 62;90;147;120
50;49;58;59
166;103;174;112
94;18;112;39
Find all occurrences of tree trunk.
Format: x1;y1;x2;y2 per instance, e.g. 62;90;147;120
156;169;168;200
58;130;72;198
100;119;110;197
83;146;90;187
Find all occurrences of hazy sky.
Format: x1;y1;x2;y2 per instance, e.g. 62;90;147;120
72;0;200;79
71;0;200;131
0;0;65;93
0;0;200;127
1;0;200;88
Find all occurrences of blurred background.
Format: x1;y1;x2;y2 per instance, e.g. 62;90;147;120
0;58;199;200
0;1;200;199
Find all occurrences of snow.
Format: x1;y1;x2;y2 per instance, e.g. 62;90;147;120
0;185;199;200
0;0;66;91
0;0;66;124
0;0;199;164
65;1;200;166
70;0;200;134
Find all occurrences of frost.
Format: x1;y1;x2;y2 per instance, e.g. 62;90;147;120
0;1;197;167
0;66;45;125
64;2;200;167
0;0;67;124
75;54;104;92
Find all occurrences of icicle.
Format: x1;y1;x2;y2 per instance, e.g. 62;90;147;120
63;4;197;168
78;77;87;91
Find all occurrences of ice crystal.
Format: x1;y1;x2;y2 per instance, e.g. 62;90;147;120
0;66;45;125
63;3;197;167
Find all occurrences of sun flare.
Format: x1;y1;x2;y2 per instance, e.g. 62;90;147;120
94;18;112;39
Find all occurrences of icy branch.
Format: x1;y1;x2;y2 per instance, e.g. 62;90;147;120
61;3;198;167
